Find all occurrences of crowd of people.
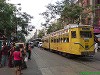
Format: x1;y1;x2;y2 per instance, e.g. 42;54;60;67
0;41;32;75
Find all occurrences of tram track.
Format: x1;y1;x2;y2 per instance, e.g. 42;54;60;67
69;56;100;71
50;50;100;71
33;47;100;72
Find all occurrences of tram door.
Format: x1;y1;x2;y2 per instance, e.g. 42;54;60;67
69;29;80;55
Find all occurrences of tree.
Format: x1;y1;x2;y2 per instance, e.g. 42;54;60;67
38;29;45;38
0;0;33;42
40;0;84;34
0;1;16;36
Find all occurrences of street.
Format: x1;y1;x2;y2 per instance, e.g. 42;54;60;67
0;47;100;75
32;47;100;75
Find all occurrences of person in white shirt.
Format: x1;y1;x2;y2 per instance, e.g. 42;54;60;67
95;42;98;53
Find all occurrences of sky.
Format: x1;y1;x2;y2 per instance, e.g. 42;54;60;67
7;0;62;40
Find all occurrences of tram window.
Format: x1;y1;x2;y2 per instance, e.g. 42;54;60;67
51;39;53;42
61;38;63;42
80;31;92;38
63;38;66;42
57;38;60;43
54;39;56;43
55;39;57;43
51;38;53;42
60;38;62;42
59;38;60;42
44;40;46;42
57;39;59;43
67;38;69;42
71;31;76;38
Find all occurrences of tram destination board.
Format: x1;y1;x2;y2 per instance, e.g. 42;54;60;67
82;28;90;30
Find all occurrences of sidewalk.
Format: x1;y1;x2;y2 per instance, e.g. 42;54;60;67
0;50;42;75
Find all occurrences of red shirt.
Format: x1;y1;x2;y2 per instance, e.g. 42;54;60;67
13;51;22;60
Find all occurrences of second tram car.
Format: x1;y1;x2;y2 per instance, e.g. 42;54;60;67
42;24;95;57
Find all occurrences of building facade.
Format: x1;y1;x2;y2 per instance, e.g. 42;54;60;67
77;0;100;26
94;0;100;26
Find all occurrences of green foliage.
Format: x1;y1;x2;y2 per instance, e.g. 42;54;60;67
38;29;45;38
0;0;33;41
17;31;26;42
40;0;84;34
0;1;16;36
47;21;63;34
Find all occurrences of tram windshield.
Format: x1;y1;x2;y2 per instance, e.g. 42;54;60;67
80;31;92;38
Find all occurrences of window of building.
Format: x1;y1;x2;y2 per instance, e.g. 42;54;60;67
97;0;100;4
87;0;90;5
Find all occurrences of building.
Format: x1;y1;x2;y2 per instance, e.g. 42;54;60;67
77;0;100;26
92;0;100;35
94;0;100;26
77;0;93;25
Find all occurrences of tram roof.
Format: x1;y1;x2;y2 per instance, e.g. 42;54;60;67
64;24;92;29
42;24;92;38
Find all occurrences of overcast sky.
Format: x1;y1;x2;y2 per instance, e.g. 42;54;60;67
7;0;62;40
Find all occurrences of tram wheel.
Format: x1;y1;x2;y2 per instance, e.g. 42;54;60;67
66;54;74;59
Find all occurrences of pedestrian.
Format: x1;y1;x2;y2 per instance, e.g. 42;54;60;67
1;42;9;67
8;43;15;68
0;49;2;67
26;44;32;60
20;44;27;69
94;36;99;53
13;46;22;75
95;42;98;53
25;43;28;53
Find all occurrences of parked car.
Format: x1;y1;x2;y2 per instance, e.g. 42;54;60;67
38;42;42;48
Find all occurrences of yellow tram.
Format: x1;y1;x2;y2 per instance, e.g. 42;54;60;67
42;24;95;57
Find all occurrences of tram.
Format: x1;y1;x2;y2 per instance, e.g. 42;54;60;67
42;24;95;57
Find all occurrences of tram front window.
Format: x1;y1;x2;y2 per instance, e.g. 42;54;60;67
80;31;92;38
